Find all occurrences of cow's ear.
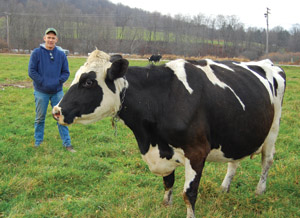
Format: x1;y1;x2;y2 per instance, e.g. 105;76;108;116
107;59;129;80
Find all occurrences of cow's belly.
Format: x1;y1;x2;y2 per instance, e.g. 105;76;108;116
206;147;234;162
142;145;185;177
206;145;263;162
142;145;264;175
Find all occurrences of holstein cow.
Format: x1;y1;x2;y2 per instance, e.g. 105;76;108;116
53;50;286;218
148;54;162;63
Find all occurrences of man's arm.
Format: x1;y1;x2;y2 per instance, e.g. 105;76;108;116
60;55;70;84
28;50;43;85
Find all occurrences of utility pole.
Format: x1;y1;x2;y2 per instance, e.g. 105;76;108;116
4;12;10;49
264;8;270;55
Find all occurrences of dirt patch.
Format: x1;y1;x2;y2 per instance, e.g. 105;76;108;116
0;81;33;89
0;81;71;89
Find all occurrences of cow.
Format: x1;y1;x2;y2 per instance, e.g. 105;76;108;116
148;54;162;63
52;49;286;218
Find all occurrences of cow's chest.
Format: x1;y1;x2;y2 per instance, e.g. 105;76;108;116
142;145;185;177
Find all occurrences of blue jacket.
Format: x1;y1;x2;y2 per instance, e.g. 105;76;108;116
28;45;70;94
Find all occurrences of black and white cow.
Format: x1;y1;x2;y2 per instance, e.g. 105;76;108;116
148;54;162;63
53;50;286;218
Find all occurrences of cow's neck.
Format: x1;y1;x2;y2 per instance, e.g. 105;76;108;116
111;78;128;134
118;66;172;154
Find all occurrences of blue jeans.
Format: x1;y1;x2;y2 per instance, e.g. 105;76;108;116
34;90;71;147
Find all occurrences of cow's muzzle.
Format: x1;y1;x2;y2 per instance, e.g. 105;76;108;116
52;106;61;122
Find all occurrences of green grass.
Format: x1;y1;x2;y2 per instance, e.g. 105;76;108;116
0;54;299;218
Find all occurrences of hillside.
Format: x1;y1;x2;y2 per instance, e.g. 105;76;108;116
0;0;299;59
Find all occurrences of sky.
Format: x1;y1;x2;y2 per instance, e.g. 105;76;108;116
109;0;299;31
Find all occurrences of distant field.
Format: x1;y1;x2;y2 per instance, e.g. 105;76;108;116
0;54;299;218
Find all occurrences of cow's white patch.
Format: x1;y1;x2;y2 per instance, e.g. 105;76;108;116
208;61;235;72
196;60;246;110
206;146;235;162
184;158;197;192
166;59;194;94
71;50;112;85
142;145;185;177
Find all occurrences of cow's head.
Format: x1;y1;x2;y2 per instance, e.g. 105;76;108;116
52;49;129;125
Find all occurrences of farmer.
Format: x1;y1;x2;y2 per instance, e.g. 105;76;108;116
28;28;75;152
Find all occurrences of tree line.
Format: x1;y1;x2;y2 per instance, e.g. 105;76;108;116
0;0;300;60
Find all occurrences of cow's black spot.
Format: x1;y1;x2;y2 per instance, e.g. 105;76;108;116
158;142;174;160
105;75;116;93
273;77;278;96
188;60;207;66
59;71;103;124
248;65;267;79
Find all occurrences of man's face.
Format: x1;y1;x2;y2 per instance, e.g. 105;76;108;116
43;32;58;50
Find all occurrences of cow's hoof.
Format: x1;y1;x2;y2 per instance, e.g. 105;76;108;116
220;186;230;193
162;197;173;206
255;189;265;195
163;189;173;206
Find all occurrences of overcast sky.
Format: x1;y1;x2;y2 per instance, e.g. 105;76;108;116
110;0;299;30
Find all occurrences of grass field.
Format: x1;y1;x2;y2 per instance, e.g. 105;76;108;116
0;54;299;218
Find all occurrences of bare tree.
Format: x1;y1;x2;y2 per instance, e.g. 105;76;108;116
288;24;300;52
0;0;299;59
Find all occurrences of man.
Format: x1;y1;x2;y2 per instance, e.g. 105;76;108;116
28;28;75;152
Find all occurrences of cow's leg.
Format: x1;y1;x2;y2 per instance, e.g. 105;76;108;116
256;141;276;195
163;170;175;206
183;144;209;218
183;157;206;218
256;147;275;195
256;120;279;195
221;161;240;192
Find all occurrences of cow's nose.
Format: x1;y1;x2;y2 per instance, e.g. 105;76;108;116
52;106;61;121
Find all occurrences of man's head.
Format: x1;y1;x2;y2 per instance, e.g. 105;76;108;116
43;28;58;50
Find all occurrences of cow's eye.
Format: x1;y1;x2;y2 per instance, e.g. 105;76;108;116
82;79;93;88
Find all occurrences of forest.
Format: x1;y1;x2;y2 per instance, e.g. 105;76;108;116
0;0;300;60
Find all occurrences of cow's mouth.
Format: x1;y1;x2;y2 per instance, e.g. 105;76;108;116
52;108;60;121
